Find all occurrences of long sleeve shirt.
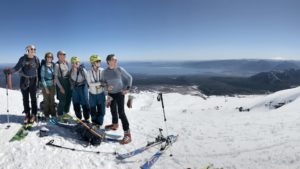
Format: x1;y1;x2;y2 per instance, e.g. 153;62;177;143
13;55;40;77
102;66;133;94
86;67;105;94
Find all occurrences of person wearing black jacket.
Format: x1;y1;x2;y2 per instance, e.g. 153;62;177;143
3;45;40;124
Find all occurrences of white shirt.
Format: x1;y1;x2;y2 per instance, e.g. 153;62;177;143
86;67;105;94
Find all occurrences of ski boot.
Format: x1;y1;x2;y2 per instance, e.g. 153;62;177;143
105;123;119;131
120;130;132;144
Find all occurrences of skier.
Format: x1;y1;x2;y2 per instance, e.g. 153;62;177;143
86;55;106;127
69;56;90;121
54;51;72;120
102;54;133;144
3;44;40;124
40;52;56;119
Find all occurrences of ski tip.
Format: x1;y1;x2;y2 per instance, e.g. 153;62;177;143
24;124;33;130
116;155;122;160
48;118;58;125
115;153;126;160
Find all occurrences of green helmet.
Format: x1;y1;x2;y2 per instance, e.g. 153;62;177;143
71;56;80;63
90;54;101;63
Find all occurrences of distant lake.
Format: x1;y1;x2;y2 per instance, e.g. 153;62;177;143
119;61;215;75
0;61;236;76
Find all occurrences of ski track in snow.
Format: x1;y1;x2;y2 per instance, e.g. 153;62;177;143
1;88;300;169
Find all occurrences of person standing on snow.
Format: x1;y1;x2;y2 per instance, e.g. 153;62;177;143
54;51;72;120
40;52;56;119
102;54;133;144
69;56;90;121
86;55;106;127
3;45;40;124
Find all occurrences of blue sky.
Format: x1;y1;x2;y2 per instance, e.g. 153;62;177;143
0;0;299;63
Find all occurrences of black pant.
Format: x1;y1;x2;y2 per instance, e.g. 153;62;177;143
109;92;129;131
20;76;38;117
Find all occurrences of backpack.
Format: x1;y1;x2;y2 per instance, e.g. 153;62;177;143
70;64;87;87
74;123;102;146
39;100;58;113
37;59;45;84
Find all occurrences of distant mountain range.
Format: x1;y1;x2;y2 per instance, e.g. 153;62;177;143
133;68;300;96
1;59;300;95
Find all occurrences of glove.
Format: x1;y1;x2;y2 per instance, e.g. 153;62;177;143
100;81;107;87
3;68;12;75
127;95;134;108
108;85;113;92
106;96;113;108
95;85;101;90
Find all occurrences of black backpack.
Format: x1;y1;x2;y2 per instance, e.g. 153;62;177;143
37;59;45;84
75;123;102;146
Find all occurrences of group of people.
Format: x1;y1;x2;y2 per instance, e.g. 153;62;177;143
3;44;133;144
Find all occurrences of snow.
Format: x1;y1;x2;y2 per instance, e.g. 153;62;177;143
1;87;300;169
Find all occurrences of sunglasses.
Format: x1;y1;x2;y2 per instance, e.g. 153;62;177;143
73;61;80;64
95;60;101;63
30;48;36;51
47;56;53;59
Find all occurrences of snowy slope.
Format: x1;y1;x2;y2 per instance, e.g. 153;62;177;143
0;88;300;169
243;86;300;111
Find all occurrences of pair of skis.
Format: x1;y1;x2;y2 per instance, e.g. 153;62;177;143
9;109;45;142
9;123;34;142
140;135;178;169
116;129;178;169
116;93;177;169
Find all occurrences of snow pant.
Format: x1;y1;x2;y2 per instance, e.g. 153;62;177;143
20;76;38;118
56;77;72;116
42;85;56;117
72;84;90;120
109;92;129;131
89;92;106;125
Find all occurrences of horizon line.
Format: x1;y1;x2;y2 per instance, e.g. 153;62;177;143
1;58;300;65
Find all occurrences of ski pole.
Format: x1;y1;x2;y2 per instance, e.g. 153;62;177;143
46;139;77;151
46;139;116;154
157;93;167;122
157;93;174;156
5;73;10;129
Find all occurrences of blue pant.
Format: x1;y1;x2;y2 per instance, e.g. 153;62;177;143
56;77;72;115
72;84;90;120
89;92;106;125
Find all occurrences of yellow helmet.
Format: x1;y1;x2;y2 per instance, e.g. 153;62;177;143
90;54;101;63
71;56;80;63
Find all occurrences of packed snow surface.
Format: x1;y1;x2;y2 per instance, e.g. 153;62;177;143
1;87;300;169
